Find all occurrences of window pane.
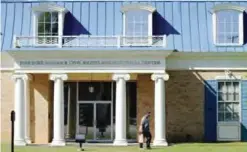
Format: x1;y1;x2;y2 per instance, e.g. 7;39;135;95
233;23;239;33
38;23;44;33
233;82;239;93
218;92;224;101
227;93;234;101
78;82;112;101
125;10;149;37
44;12;51;22
218;112;224;121
233;113;239;121
51;12;58;22
217;22;225;33
224;103;233;113
218;82;224;92
216;34;226;43
234;93;239;101
232;103;239;113
218;102;224;112
226;82;232;92
45;23;51;34
232;35;239;43
51;23;58;34
225;112;232;121
216;10;239;44
38;12;45;22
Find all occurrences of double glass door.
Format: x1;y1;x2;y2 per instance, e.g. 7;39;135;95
76;102;113;141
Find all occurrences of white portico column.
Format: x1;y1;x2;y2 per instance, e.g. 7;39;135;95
12;74;27;146
112;73;130;146
151;73;169;146
50;73;68;146
23;74;32;144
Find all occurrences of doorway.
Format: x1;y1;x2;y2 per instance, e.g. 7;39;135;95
76;102;113;141
76;82;113;142
64;81;137;143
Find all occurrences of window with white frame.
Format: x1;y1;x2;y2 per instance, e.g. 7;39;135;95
37;12;58;44
212;4;245;45
32;4;67;46
121;4;156;45
217;81;240;122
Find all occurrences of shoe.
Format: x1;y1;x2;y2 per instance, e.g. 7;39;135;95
146;146;151;150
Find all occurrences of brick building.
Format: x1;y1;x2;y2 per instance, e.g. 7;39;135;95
1;0;247;146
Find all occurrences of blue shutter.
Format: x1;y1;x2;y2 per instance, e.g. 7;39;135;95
204;80;217;142
241;80;247;141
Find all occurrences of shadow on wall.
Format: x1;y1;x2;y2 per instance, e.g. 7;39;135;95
153;12;180;36
244;12;247;45
63;12;90;36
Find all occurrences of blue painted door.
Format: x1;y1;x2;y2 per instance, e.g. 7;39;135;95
204;80;217;142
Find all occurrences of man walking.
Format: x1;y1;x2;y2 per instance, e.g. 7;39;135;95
139;112;152;149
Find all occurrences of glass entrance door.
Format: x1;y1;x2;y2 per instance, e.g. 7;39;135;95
96;103;112;140
76;103;94;140
76;102;113;141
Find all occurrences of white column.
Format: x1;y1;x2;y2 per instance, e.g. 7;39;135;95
23;75;32;144
151;73;169;146
112;73;130;146
12;74;27;146
50;73;68;146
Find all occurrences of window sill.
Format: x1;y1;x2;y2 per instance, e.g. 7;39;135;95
214;43;243;47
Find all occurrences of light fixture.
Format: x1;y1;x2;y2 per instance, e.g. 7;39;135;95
88;73;94;93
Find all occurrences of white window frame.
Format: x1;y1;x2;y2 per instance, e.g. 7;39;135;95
121;4;156;46
212;4;245;46
32;3;68;47
215;74;242;123
215;74;242;141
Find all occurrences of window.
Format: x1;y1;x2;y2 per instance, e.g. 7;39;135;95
32;4;67;46
37;12;58;44
212;4;245;45
121;4;156;45
217;81;240;122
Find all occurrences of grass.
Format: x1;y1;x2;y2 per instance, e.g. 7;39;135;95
1;142;247;152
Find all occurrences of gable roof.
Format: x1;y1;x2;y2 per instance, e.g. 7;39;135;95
1;0;247;52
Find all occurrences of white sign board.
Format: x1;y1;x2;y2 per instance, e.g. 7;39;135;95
16;59;166;69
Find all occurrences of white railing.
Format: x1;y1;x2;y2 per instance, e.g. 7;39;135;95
14;35;166;48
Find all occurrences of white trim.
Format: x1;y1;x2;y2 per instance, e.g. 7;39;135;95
212;13;217;44
215;75;242;80
189;68;247;71
49;73;68;80
0;68;15;71
239;13;244;45
122;14;126;37
121;4;156;13
211;4;246;13
148;12;153;45
32;3;68;13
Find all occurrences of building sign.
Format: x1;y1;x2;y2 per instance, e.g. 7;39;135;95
17;59;166;69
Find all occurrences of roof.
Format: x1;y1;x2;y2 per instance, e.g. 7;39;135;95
1;0;247;52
